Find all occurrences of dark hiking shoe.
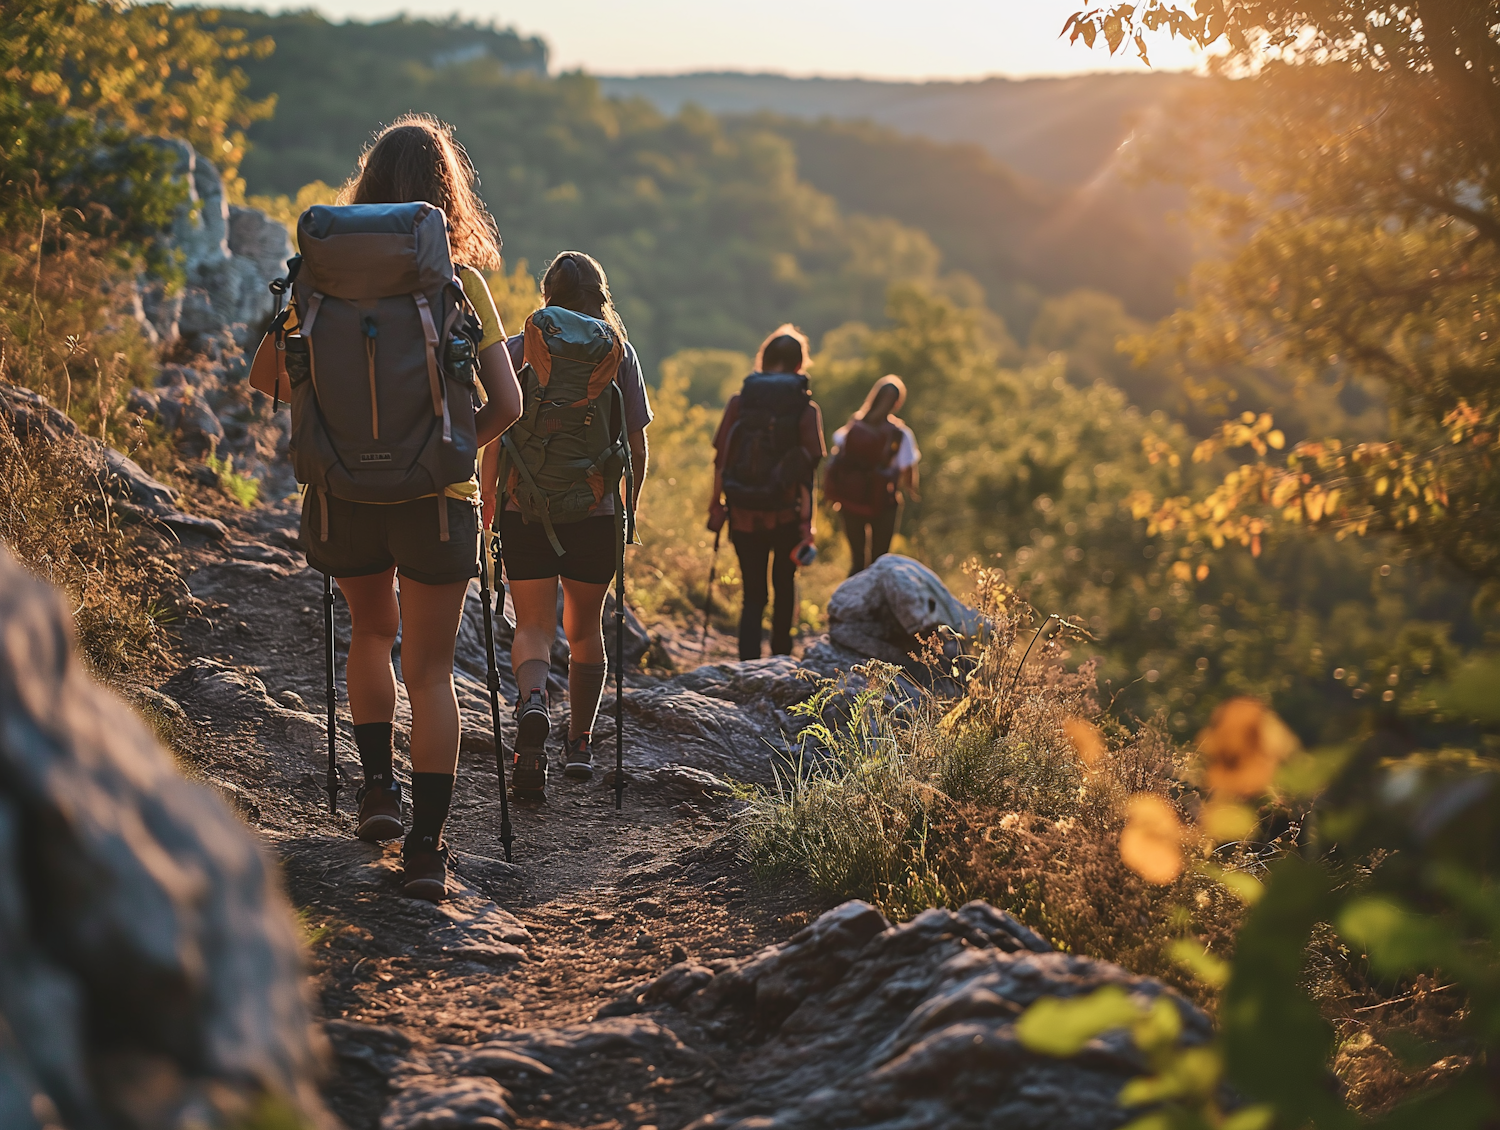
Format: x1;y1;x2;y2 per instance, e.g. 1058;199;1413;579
512;689;550;798
515;688;551;751
355;778;403;842
401;834;449;902
562;733;593;781
512;746;548;798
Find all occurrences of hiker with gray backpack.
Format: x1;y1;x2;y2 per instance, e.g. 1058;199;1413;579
479;251;651;804
249;115;522;900
708;325;825;660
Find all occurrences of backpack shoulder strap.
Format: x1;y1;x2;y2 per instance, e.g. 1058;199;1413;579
522;314;552;388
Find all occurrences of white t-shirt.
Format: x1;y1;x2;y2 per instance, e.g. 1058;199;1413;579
832;420;921;471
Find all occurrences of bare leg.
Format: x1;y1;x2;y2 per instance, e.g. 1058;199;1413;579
560;577;609;664
394;575;470;775
336;568;400;725
509;577;561;673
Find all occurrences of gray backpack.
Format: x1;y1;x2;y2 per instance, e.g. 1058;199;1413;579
271;202;481;542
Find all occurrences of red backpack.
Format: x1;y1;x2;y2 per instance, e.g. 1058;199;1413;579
823;418;901;517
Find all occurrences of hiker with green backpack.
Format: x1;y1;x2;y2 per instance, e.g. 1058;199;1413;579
479;251;651;802
251;115;522;900
708;325;825;660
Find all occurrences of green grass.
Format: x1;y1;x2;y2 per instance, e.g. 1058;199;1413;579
206;449;261;508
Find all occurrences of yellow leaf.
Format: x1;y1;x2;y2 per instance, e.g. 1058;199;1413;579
1268;429;1285;449
1064;717;1106;766
1197;698;1300;798
1119;794;1184;884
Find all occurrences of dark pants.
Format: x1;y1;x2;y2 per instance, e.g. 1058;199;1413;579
732;523;801;660
844;508;898;576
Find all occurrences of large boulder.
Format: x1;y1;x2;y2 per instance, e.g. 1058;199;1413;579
827;554;982;667
0;546;326;1128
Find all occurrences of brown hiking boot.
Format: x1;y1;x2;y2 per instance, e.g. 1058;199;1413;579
401;834;449;902
355;779;403;842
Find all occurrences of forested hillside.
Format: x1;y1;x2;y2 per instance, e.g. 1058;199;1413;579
216;9;1190;351
595;71;1196;187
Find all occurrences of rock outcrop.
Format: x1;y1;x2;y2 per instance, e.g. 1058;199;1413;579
139;140;294;351
1;381;228;541
333;898;1208;1130
0;546;326;1130
122;144;296;489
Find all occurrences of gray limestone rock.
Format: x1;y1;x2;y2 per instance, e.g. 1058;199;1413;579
0;546;326;1128
668;900;1207;1130
142;143;293;350
827;554;982;666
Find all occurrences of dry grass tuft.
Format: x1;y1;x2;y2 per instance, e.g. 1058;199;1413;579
0;415;177;680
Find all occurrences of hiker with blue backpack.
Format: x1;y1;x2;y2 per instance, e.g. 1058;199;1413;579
708;325;825;660
479;251;651;803
250;114;522;900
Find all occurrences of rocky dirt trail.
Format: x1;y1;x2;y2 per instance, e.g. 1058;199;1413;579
139;493;1209;1130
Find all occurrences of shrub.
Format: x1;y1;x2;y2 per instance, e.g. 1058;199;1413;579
742;571;1253;1002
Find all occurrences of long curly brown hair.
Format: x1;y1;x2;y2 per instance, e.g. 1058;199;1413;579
342;114;502;271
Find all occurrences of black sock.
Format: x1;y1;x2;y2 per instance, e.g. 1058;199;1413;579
409;772;455;846
353;722;394;785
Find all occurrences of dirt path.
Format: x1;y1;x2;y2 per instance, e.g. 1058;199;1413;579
156;495;821;1130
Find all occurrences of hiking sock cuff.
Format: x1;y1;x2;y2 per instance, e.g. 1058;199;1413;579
516;658;551;699
409;772;455;844
568;659;609;740
353;722;395;783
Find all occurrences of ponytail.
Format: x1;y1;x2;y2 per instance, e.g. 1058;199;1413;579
541;251;627;342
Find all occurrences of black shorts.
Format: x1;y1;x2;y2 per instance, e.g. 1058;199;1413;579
500;511;618;584
301;491;480;586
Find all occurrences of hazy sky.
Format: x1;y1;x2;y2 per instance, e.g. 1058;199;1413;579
225;0;1203;80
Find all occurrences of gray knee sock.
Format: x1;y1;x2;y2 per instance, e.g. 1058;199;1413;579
568;659;608;739
516;658;550;699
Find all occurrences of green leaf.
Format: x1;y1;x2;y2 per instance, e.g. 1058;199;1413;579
1223;857;1354;1130
1015;985;1143;1057
1338;896;1463;978
1118;1045;1221;1106
1275;743;1354;799
1167;939;1230;988
1197;860;1264;905
1221;1107;1275;1130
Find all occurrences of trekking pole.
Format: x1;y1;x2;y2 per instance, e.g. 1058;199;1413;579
477;525;514;861
700;527;721;657
323;572;341;814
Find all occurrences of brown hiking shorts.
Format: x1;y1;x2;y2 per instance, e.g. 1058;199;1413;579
301;491;479;586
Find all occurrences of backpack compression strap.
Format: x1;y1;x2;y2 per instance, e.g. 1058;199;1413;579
498;431;566;555
412;293;451;443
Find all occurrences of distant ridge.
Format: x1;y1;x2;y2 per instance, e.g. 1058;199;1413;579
596;71;1200;187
